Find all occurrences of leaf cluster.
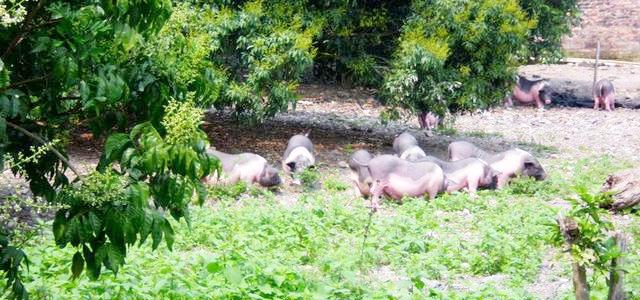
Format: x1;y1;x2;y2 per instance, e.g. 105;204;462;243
0;231;29;300
381;0;533;119
551;185;620;271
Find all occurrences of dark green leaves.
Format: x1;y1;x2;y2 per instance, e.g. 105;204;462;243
0;231;29;300
71;251;84;279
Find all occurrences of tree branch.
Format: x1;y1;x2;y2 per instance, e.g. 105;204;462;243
5;121;83;180
0;74;50;92
2;0;48;59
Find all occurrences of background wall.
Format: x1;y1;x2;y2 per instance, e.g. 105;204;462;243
562;0;640;61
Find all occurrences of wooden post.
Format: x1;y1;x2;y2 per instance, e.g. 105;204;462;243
593;40;601;90
557;216;590;300
608;232;627;300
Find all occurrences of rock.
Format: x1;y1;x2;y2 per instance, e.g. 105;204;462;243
337;161;349;168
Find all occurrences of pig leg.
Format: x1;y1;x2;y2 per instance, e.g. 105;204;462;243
593;96;600;110
504;95;514;107
496;173;511;189
465;174;480;197
418;112;426;129
605;94;615;111
445;178;466;194
533;86;544;110
369;179;387;212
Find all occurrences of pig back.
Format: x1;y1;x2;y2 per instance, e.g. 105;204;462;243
283;134;314;158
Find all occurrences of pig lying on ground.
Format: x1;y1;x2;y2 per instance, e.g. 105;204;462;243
349;151;446;210
593;79;615;111
419;156;499;196
392;132;427;162
447;141;546;188
282;133;315;184
504;75;551;110
205;149;281;187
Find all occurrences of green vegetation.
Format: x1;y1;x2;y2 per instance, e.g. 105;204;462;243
0;0;583;297
4;157;637;299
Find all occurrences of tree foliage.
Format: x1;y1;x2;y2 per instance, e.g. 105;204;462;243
0;0;581;298
0;230;28;300
519;0;580;63
381;0;533;118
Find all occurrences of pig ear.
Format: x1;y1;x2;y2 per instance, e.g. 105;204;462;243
286;161;296;172
524;161;534;168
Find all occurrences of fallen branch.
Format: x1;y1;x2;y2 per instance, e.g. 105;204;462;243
601;168;640;211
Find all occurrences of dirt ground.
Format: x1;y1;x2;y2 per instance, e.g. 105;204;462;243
521;60;640;108
2;62;640;298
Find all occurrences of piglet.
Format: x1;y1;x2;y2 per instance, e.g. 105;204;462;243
593;79;615;111
205;149;281;187
350;151;446;211
392;132;427;162
282;132;315;184
448;141;546;188
504;75;551;110
419;156;499;196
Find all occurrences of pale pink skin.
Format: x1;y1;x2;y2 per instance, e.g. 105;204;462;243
418;112;439;130
205;149;281;187
349;170;371;198
504;83;550;109
444;162;495;196
369;168;444;211
448;142;545;189
593;93;615;111
485;151;529;189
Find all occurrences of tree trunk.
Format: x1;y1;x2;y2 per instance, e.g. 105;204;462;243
572;262;590;300
557;216;590;300
608;232;627;300
601;168;640;211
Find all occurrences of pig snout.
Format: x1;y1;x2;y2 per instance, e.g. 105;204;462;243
523;162;546;181
258;166;282;187
544;98;551;105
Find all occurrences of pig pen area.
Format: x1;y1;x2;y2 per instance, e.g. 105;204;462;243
2;62;640;299
3;61;640;228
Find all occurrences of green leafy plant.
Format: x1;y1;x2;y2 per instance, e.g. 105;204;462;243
323;176;350;192
0;230;29;300
51;97;220;283
552;186;619;271
519;0;580;63
381;0;533;120
209;182;249;202
299;167;320;191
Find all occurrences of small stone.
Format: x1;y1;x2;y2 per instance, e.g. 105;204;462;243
337;161;349;168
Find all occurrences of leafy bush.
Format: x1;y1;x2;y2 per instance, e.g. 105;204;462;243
551;186;619;271
51;97;219;281
381;0;533;119
519;0;580;63
0;230;28;300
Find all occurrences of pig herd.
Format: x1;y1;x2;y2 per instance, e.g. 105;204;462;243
203;131;547;211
